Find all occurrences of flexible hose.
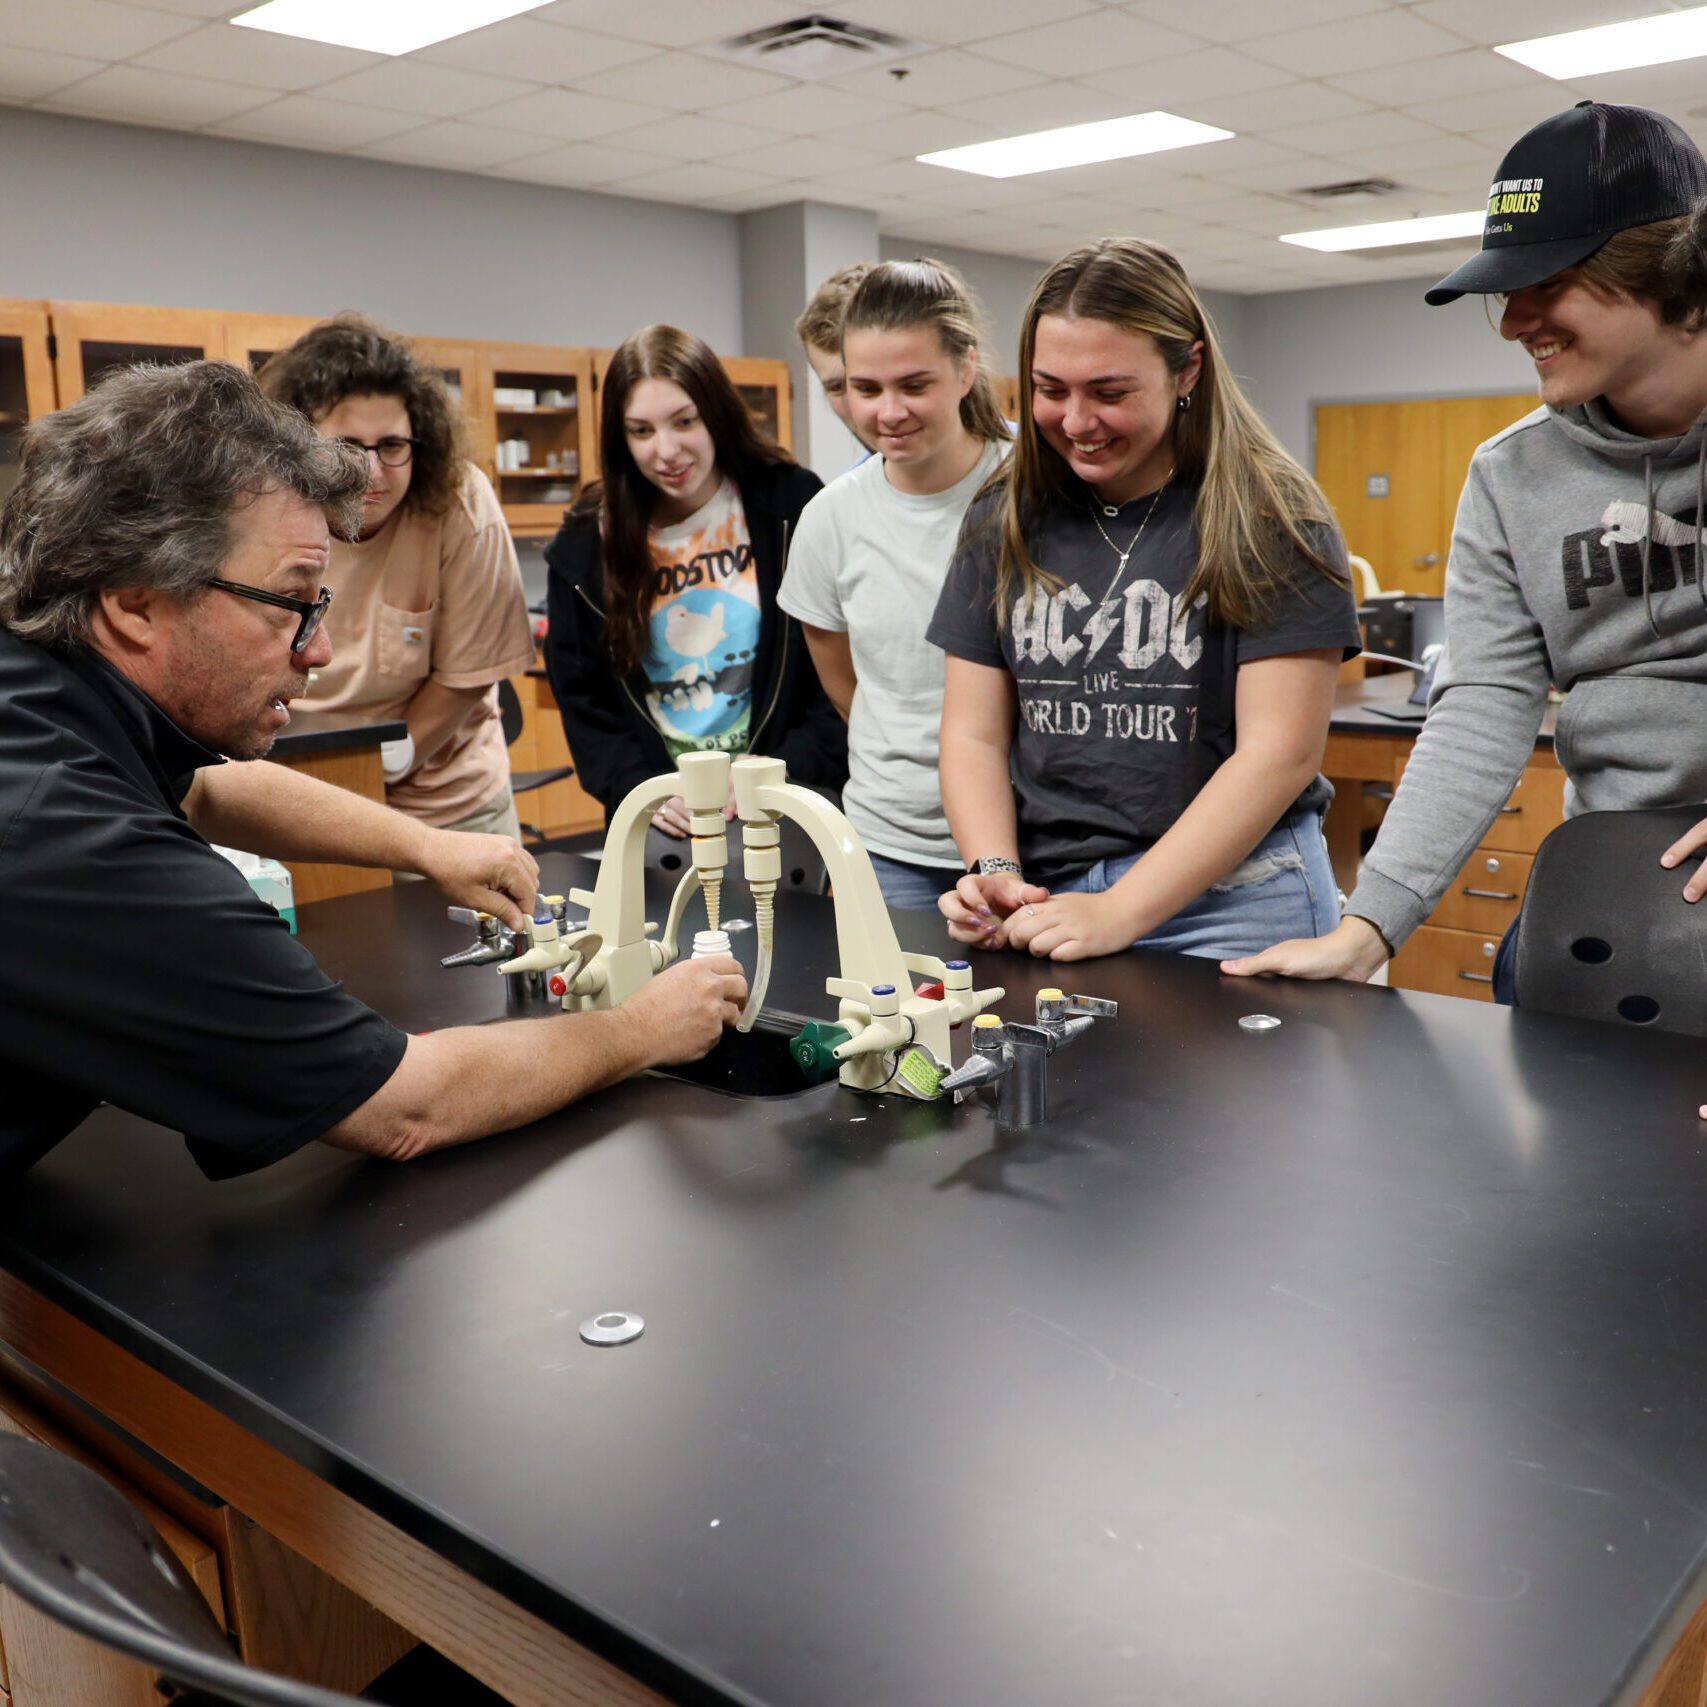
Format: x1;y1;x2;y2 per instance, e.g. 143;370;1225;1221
736;887;774;1033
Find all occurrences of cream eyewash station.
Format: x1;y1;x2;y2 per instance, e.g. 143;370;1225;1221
444;749;1115;1114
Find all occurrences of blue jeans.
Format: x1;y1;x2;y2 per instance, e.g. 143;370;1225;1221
870;852;962;913
1492;917;1518;1005
1052;809;1340;961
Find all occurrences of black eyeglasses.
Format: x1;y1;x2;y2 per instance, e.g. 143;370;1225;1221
334;436;417;467
208;579;334;653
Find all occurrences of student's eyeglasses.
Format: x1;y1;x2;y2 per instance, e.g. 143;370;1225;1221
208;579;334;653
334;436;417;467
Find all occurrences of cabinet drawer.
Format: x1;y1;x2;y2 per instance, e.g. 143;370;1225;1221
1429;849;1533;934
1484;764;1565;854
1390;923;1502;1001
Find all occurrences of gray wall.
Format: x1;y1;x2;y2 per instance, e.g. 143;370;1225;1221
0;107;745;354
1239;277;1537;467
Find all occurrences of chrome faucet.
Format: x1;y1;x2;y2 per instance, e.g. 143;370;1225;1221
940;988;1118;1128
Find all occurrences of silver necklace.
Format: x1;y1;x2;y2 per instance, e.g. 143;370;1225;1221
1088;471;1171;610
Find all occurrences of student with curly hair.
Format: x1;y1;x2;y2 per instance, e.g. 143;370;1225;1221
259;314;534;840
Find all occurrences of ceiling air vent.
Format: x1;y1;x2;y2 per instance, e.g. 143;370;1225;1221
1292;177;1404;204
707;15;919;80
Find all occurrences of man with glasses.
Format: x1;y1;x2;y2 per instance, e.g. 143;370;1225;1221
0;361;745;1182
258;314;535;847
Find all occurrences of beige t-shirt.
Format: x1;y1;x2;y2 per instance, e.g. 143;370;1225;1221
305;462;534;826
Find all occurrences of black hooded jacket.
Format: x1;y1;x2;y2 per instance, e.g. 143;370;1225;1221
543;461;847;819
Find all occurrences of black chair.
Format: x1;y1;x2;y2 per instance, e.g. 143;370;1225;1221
497;677;575;844
0;1435;504;1706
1513;805;1707;1036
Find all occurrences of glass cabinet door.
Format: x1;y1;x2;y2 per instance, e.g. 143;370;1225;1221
0;302;56;507
49;303;228;404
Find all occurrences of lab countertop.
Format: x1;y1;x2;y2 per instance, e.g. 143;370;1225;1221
3;859;1706;1707
1331;670;1559;745
270;707;407;758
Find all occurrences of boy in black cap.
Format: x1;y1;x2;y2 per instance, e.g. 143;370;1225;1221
1227;104;1707;1058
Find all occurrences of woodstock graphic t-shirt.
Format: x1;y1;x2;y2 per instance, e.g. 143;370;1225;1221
643;478;761;760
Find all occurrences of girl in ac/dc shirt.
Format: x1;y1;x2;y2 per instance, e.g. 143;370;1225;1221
927;238;1361;963
544;326;845;834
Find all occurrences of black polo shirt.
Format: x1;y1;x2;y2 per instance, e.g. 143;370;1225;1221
0;627;406;1180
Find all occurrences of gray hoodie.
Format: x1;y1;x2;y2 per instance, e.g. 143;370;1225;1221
1348;397;1707;950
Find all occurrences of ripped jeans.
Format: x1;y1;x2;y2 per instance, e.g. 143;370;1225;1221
1050;807;1340;961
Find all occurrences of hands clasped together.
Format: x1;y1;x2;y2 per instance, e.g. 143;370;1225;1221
939;872;1137;962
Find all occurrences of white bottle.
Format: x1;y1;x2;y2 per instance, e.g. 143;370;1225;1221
691;929;733;960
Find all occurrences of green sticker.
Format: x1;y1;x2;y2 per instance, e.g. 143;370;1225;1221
895;1047;945;1100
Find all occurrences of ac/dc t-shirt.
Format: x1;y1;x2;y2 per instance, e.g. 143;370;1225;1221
644;478;761;761
926;482;1361;884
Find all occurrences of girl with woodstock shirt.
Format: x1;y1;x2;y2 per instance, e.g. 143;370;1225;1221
544;325;844;835
1226;102;1707;1040
779;258;1011;910
928;238;1361;963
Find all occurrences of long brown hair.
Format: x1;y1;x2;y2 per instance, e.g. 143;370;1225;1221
841;258;1011;444
995;239;1343;629
256;313;466;517
580;325;794;679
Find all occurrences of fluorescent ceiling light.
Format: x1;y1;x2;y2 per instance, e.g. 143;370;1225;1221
1280;211;1486;252
918;112;1232;179
1496;5;1707;79
231;0;551;56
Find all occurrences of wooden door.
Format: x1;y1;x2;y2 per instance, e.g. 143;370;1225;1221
1314;393;1535;596
0;302;56;511
48;302;228;404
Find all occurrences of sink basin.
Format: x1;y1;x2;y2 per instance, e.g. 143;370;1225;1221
649;1014;830;1099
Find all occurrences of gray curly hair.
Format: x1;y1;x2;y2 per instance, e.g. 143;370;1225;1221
0;360;368;652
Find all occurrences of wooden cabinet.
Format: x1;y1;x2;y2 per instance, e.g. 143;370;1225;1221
510;670;604;839
479;341;596;536
1388;756;1564;1002
0;301;56;511
48;301;229;404
719;353;792;453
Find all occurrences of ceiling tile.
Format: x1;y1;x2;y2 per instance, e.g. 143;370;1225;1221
887;167;1057;209
711;81;912;134
1408;0;1660;49
971;11;1200;79
417;20;654;83
132;23;381;91
755;176;889;210
313;60;539;120
111;0;235;13
1345;131;1496;175
1571;61;1707;114
597;111;791;159
831;0;1102;47
1078;45;1296;104
573;48;795;108
532;0;803;50
1123;0;1383;44
1241;10;1469;78
488;137;678;187
824;48;1045;108
362;120;561;169
1324;48;1545;109
45;62;273;127
474;87;673;142
208;95;426;149
717;135;889;178
1178;80;1372;133
816;109;998;158
0;45;107;101
1403;81;1577;137
0;0;195;58
941;80;1138;135
1267;110;1449;158
814;154;995;201
613;159;792;202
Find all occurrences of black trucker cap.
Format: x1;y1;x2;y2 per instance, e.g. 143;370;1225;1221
1426;101;1707;306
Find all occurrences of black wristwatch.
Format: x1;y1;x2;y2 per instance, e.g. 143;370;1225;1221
972;856;1023;878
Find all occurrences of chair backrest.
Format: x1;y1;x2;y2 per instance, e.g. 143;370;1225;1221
0;1436;361;1707
1348;553;1381;601
1514;805;1707;1036
496;677;525;749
